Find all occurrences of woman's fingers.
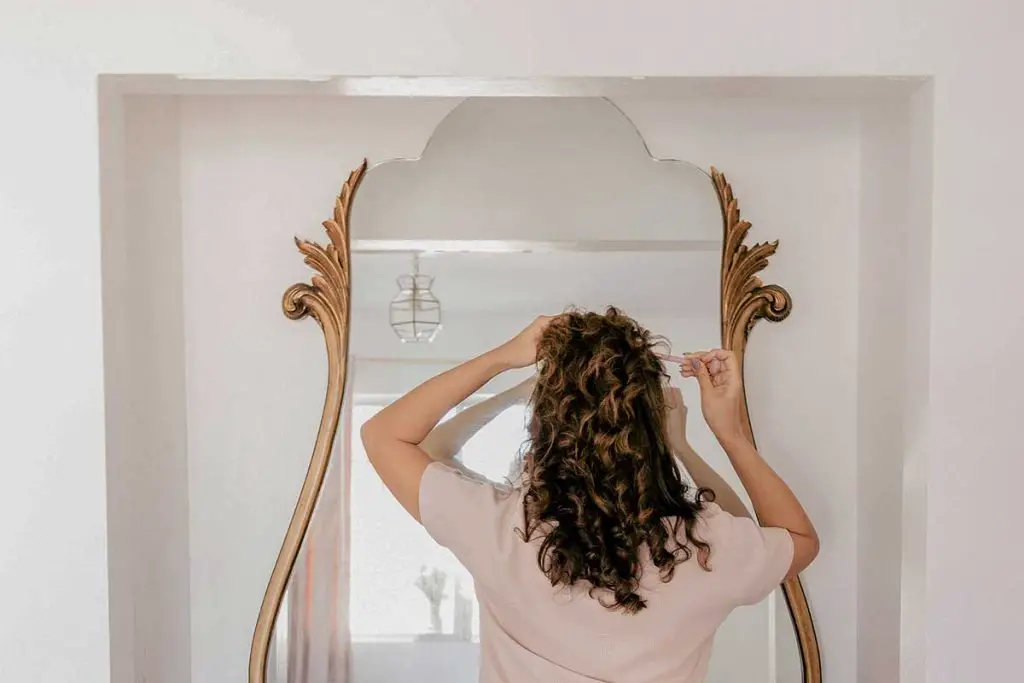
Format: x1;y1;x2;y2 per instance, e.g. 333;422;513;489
680;351;709;376
679;349;736;387
700;349;738;372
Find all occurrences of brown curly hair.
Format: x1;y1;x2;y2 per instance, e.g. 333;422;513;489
518;307;714;614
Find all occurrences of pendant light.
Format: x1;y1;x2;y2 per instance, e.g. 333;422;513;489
389;253;442;343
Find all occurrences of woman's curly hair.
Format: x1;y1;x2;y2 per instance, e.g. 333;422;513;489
518;307;714;614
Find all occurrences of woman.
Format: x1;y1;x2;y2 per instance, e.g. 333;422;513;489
360;309;818;682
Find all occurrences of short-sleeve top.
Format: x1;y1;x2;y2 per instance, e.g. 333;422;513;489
419;461;794;683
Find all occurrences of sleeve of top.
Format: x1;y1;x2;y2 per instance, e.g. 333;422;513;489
704;504;796;606
418;461;506;571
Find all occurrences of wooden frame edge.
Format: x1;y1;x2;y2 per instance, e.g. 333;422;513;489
713;167;822;683
248;160;367;683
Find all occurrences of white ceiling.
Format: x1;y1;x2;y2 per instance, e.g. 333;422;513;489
351;249;720;317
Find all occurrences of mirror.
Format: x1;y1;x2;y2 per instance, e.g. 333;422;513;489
253;98;819;683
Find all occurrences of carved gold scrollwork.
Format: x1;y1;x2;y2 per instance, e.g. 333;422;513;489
712;167;821;683
249;161;366;683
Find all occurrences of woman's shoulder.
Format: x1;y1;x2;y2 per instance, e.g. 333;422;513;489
692;501;726;527
692;502;747;545
697;501;726;520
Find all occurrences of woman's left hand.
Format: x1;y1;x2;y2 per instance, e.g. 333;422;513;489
662;385;688;450
498;316;556;369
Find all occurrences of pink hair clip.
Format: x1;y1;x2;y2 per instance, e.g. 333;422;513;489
655;352;688;365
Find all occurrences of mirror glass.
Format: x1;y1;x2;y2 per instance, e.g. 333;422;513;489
266;98;801;682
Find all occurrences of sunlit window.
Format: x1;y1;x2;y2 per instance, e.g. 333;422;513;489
349;399;529;642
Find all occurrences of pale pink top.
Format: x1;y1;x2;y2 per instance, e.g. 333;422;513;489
419;461;794;683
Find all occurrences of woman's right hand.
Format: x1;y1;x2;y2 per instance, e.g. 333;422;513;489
680;349;746;443
498;316;556;369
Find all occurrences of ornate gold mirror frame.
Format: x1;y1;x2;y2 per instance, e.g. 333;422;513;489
713;168;822;683
248;161;822;683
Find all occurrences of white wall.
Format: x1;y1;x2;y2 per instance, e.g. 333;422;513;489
899;84;935;683
175;96;456;683
98;84;135;683
350;641;479;683
350;97;721;244
923;27;1024;683
856;98;913;683
102;95;193;683
2;4;1024;683
119;93;862;682
627;97;864;681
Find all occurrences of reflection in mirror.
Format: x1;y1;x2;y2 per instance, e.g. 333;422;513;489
264;98;806;682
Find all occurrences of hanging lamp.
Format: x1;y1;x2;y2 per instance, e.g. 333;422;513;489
389;253;442;343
